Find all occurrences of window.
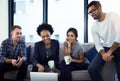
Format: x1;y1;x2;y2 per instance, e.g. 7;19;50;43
14;0;43;42
14;0;85;43
48;0;84;43
88;0;120;42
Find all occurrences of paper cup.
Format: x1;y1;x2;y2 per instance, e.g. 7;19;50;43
64;56;71;65
48;60;55;69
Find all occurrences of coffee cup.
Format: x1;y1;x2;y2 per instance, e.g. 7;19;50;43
64;56;71;65
48;60;55;69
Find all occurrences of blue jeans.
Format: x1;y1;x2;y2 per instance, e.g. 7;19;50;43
88;47;120;81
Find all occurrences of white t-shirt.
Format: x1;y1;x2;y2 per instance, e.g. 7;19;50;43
91;12;120;52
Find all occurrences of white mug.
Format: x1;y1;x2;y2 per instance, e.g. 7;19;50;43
64;56;71;65
48;60;55;69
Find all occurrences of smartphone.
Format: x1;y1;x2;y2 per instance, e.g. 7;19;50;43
16;59;19;63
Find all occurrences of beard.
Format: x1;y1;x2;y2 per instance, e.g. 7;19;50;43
93;13;101;20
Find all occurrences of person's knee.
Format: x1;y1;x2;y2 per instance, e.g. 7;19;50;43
88;65;97;73
61;60;65;66
18;63;28;71
0;63;5;72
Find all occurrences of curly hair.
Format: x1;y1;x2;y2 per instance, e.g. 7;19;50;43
37;23;54;36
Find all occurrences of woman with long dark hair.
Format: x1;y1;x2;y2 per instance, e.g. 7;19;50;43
60;27;89;81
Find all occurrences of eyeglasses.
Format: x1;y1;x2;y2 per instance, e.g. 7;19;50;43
88;8;98;14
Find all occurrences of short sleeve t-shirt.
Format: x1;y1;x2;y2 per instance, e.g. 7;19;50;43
64;41;84;60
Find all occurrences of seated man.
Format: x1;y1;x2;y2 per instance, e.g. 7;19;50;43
0;25;27;81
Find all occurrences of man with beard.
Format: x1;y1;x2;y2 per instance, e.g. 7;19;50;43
87;1;120;81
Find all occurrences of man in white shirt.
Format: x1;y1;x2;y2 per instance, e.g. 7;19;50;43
87;1;120;81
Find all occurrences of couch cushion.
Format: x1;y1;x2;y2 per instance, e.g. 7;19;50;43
59;43;64;63
72;70;91;80
26;45;31;64
26;43;34;64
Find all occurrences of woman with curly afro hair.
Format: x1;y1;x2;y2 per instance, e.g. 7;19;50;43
32;23;61;79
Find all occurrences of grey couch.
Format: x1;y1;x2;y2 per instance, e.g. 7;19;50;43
3;43;117;81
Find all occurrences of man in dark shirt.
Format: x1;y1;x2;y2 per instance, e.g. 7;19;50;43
0;25;27;81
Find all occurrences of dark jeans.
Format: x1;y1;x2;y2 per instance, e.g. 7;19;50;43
0;62;27;81
60;60;89;81
88;47;120;81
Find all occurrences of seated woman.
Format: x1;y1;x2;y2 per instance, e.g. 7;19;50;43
60;27;89;81
32;23;60;77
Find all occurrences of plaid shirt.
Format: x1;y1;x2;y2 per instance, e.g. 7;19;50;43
0;38;26;63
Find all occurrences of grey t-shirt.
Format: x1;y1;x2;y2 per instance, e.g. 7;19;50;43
64;41;84;60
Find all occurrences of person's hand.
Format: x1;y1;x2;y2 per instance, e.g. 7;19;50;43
16;57;24;68
11;59;18;67
37;64;44;72
66;38;71;47
102;52;114;62
50;66;55;72
69;56;72;62
51;66;55;70
107;55;114;62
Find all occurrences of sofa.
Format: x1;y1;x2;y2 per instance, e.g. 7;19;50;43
3;42;117;81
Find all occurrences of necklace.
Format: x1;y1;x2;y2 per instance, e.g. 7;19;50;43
46;49;49;58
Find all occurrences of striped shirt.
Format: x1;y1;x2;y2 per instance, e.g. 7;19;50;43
0;38;26;63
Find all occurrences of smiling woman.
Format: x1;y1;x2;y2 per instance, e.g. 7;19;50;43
60;27;89;81
32;23;61;80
